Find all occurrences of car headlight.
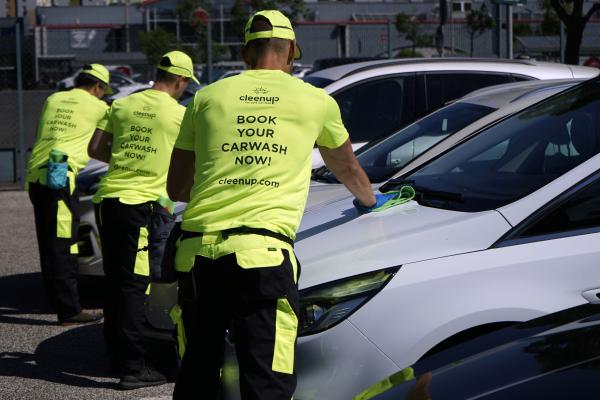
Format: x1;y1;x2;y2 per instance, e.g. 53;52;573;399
298;266;400;336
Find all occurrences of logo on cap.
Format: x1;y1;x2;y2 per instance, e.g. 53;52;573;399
253;87;269;95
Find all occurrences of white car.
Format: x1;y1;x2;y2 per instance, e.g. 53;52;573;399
75;79;584;331
75;79;577;277
307;78;582;211
272;76;600;399
306;58;599;167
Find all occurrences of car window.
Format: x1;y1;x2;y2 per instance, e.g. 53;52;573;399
406;78;600;212
426;72;513;111
334;77;407;143
519;177;600;238
355;102;496;182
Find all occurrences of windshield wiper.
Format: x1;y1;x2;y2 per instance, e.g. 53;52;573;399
379;178;415;192
413;186;464;203
380;178;463;203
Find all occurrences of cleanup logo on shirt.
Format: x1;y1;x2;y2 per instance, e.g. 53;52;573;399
239;87;280;105
133;105;157;120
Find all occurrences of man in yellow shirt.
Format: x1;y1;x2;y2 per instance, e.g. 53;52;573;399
27;64;110;326
87;51;196;390
167;11;377;399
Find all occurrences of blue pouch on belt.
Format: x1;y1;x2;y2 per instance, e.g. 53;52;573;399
47;149;69;190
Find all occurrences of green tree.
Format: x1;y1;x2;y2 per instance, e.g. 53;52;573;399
229;0;311;50
549;0;600;64
465;4;495;57
396;48;424;58
513;22;533;37
540;0;561;35
395;13;432;57
175;0;226;63
139;28;178;65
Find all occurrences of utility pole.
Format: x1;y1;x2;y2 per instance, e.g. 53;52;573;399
124;0;131;52
506;4;512;59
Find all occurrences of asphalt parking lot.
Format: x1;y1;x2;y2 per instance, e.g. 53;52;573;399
0;190;175;399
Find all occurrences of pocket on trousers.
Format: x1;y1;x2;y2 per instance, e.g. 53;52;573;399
272;297;298;375
56;199;72;239
235;248;284;269
134;227;150;276
236;249;295;300
149;207;177;282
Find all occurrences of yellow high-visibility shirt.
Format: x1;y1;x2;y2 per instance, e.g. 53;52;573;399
27;88;108;181
93;89;185;204
175;69;349;240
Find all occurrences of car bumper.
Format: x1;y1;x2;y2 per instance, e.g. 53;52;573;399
77;195;104;276
222;320;399;400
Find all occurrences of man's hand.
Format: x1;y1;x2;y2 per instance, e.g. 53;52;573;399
167;148;195;202
353;186;416;213
354;192;396;213
319;139;376;207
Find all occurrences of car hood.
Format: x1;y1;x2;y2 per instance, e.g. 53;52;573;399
295;197;512;288
305;182;353;212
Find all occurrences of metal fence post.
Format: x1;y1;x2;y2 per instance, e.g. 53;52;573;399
16;19;25;188
206;20;213;84
387;19;393;59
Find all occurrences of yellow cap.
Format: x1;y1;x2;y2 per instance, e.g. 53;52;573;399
244;10;302;60
81;63;113;94
157;50;199;84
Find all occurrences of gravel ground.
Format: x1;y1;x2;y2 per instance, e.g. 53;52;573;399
0;190;175;400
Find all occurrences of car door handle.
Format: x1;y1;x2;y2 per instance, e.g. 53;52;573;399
582;289;600;304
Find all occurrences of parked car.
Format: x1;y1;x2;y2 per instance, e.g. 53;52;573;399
357;303;600;399
75;78;587;339
75;79;577;278
308;78;583;211
305;58;599;167
268;76;600;399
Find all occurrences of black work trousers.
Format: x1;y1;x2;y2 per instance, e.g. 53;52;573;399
173;248;300;400
28;181;82;322
96;198;151;375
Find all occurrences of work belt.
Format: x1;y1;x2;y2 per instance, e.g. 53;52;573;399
180;227;295;247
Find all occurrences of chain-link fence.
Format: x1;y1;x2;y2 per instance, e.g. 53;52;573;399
2;9;599;185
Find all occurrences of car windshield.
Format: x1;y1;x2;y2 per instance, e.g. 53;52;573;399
312;102;496;183
401;78;600;212
303;76;334;88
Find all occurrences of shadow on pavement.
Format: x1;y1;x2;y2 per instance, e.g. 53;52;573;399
0;322;116;389
0;272;105;326
0;272;52;315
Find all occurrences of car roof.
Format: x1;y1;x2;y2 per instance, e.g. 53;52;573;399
309;57;598;82
456;78;583;109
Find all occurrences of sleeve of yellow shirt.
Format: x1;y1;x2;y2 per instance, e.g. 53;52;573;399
316;94;350;149
174;101;196;151
96;105;114;134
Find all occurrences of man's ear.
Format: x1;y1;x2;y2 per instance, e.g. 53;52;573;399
287;41;295;65
93;82;104;97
